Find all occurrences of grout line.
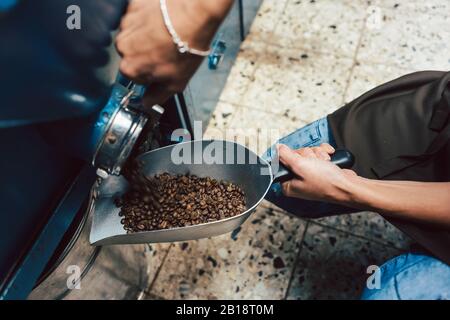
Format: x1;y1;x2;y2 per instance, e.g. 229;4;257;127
308;219;406;252
219;0;444;117
241;1;371;63
146;243;174;294
264;0;292;46
283;220;310;300
265;203;408;251
256;20;447;73
340;3;370;105
229;3;372;108
214;0;291;119
218;38;415;109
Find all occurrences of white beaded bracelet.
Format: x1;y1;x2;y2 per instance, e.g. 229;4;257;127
159;0;211;57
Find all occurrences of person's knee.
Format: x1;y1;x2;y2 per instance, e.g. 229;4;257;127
361;253;450;300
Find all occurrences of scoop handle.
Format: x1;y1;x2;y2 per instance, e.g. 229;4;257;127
272;149;355;184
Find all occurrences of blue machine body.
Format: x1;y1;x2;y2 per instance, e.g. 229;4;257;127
0;0;128;298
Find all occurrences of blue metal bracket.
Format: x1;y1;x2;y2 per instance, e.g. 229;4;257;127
208;39;227;70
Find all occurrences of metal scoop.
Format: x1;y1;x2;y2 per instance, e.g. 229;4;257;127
89;140;354;245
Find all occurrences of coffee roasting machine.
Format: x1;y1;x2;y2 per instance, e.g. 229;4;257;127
0;0;261;299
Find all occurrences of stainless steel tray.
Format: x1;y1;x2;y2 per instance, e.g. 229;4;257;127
89;140;272;246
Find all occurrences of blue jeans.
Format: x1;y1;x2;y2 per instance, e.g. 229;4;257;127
361;253;450;300
263;117;450;300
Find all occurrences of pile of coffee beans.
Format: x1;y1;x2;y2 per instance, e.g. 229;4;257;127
115;172;246;233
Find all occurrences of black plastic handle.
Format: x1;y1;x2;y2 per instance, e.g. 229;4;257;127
272;149;355;184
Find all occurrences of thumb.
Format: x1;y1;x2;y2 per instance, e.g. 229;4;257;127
277;144;304;175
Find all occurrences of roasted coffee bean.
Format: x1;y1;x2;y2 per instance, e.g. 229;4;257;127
116;167;246;233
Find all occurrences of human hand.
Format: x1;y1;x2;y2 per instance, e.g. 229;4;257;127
280;145;450;227
278;144;357;203
116;0;233;107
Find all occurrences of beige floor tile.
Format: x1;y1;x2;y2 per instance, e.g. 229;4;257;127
240;45;353;122
245;0;288;44
261;201;414;251
316;212;414;250
287;223;402;300
270;0;368;57
207;101;241;130
203;102;241;140
145;243;172;286
371;0;450;16
357;5;450;70
219;40;266;106
226;107;307;155
150;206;307;299
344;62;412;103
64;244;152;300
259;198;288;212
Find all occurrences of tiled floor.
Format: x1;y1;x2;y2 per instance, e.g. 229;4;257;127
145;0;450;300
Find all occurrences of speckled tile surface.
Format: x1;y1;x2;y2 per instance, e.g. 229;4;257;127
150;207;307;299
205;101;240;130
144;243;172;286
316;212;414;250
343;62;412;103
203;101;242;141
219;40;266;106
372;0;450;16
270;0;369;57
241;45;352;121
287;223;402;300
357;4;450;70
226;107;307;155
245;0;288;44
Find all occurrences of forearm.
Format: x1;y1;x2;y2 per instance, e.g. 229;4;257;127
171;0;234;50
195;0;235;21
277;144;450;228
117;0;234;105
346;177;450;227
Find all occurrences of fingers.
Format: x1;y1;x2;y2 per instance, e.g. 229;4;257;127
277;144;302;169
120;58;150;83
295;147;316;158
342;169;357;177
276;143;352;201
277;144;309;181
293;143;335;161
311;146;330;160
280;180;293;197
320;143;335;154
276;146;300;197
